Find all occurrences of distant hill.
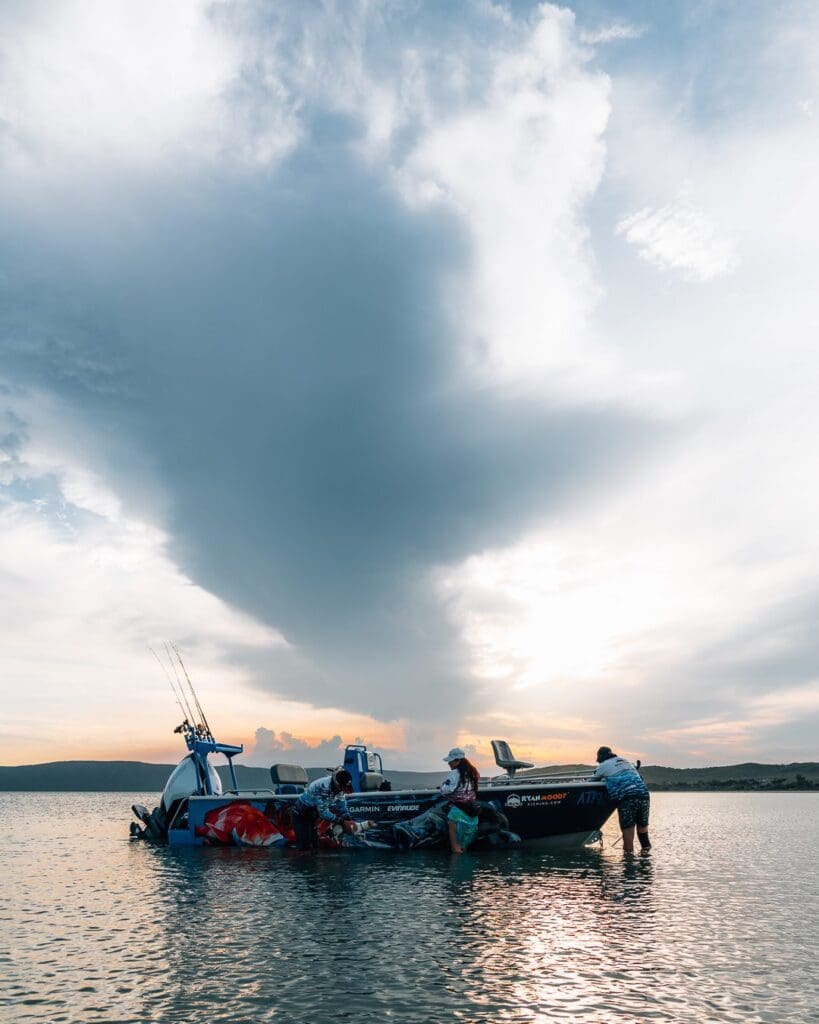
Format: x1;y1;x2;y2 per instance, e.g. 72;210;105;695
522;761;819;790
639;762;819;790
0;760;174;792
0;759;817;793
0;760;446;793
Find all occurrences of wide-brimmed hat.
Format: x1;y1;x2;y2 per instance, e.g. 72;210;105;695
443;747;466;763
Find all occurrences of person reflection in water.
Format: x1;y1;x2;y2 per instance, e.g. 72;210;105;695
440;747;480;853
592;746;651;853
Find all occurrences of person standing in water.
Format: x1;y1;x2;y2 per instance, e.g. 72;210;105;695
440;747;480;853
290;768;356;851
592;746;651;853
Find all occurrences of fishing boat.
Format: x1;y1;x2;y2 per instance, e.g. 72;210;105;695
131;647;616;850
130;724;616;849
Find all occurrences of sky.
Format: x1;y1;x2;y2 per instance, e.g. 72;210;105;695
1;0;818;771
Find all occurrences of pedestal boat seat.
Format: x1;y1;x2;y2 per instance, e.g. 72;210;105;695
491;739;534;777
270;763;308;794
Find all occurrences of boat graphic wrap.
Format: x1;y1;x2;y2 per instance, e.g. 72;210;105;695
196;801;287;847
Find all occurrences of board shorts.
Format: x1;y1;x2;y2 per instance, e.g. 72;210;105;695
291;804;319;850
448;805;479;850
617;793;650;830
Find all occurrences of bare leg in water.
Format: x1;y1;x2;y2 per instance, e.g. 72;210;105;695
622;825;651;852
448;820;463;853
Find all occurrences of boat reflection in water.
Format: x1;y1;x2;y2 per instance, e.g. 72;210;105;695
130;723;616;850
14;791;818;1024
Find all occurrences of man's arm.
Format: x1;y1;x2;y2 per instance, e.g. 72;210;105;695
315;788;341;822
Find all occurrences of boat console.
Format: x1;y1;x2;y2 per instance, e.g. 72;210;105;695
342;744;391;791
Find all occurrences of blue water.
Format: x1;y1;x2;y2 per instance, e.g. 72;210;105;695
1;792;817;1023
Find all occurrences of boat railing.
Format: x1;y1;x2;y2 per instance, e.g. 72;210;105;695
222;788;279;797
483;770;600;787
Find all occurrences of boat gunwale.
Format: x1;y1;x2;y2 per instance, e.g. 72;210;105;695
186;778;607;803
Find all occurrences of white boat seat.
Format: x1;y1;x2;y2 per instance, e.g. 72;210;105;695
270;763;309;787
359;771;385;791
491;739;534;777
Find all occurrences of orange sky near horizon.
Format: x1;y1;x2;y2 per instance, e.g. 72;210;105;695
0;714;712;772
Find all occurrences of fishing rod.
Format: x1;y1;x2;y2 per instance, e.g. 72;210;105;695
162;640;198;726
171;641;213;741
149;644;193;726
169;641;208;737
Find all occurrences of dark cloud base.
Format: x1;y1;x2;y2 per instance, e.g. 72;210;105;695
0;144;658;723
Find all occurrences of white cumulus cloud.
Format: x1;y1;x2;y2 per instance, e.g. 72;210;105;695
395;6;612;389
616;201;738;281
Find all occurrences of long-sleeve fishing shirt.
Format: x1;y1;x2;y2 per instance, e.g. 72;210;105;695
440;769;477;804
294;776;351;822
591;756;648;802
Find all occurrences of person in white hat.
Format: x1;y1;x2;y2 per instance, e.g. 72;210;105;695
440;747;480;852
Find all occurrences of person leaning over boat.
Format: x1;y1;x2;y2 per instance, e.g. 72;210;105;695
592;746;651;853
440;747;481;853
290;768;356;851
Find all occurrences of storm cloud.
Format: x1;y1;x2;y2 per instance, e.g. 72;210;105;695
2;1;817;768
0;130;651;721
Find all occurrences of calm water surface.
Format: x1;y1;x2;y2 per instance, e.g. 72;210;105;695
1;792;817;1023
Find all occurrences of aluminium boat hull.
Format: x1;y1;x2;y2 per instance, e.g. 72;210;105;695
165;779;615;848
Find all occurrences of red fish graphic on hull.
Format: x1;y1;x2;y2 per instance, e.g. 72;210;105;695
196;802;285;847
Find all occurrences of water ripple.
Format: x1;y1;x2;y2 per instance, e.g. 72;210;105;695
1;792;817;1023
